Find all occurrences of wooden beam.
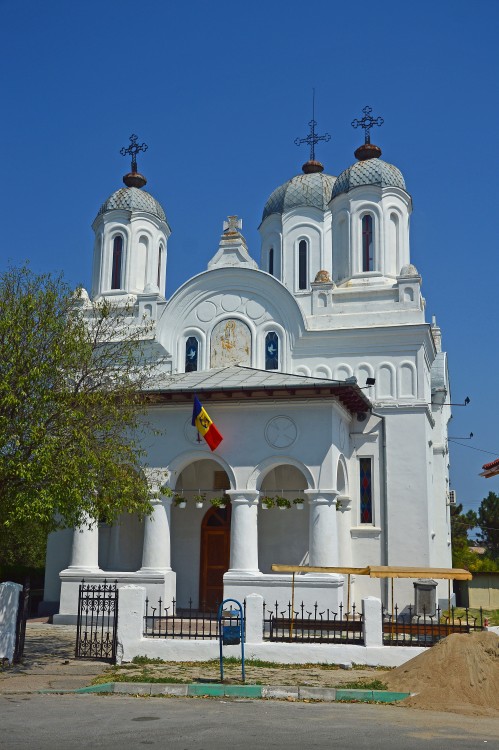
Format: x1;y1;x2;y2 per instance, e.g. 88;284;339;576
368;566;472;581
271;564;370;575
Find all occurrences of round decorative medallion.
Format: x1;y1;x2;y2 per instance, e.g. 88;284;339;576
184;418;203;446
246;300;265;320
265;416;298;449
196;300;217;322
220;294;241;312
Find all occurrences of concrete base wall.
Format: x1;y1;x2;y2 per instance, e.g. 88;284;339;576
116;585;424;668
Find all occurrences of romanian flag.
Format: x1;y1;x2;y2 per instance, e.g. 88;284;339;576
191;396;223;451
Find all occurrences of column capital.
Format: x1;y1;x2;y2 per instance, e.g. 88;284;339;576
304;489;339;505
225;489;260;505
143;467;169;496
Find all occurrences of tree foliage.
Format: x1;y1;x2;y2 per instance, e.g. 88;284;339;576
476;491;499;559
0;265;161;565
451;497;499;572
451;503;478;570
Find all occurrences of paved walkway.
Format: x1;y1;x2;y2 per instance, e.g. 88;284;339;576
0;622;107;694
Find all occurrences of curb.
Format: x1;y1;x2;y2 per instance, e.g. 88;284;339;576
39;682;410;703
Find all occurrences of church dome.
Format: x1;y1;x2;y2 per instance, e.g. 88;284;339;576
97;187;167;223
331;159;406;199
262;171;336;222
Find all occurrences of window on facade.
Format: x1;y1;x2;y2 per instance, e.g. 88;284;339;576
359;457;373;523
157;245;163;289
362;215;374;272
265;331;279;370
298;240;307;289
111;235;123;289
185;336;199;372
268;247;274;276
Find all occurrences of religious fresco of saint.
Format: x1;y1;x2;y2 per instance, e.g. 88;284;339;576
210;319;251;368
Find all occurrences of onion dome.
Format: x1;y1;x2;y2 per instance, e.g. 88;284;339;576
96;133;168;224
262;171;336;222
332;106;406;199
332;159;405;199
96;187;167;223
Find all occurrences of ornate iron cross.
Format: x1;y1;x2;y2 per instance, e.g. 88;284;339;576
295;89;331;161
351;106;384;144
120;134;148;173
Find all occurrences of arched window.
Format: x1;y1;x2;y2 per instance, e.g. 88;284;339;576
298;240;307;289
111;235;123;290
362;215;374;272
359;457;373;524
185;336;199;372
268;247;274;276
157;245;163;289
265;331;279;370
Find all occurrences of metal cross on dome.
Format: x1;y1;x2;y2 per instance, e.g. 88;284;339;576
120;134;148;173
295;89;331;162
351;106;384;144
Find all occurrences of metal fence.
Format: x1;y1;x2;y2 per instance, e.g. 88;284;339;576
13;578;30;663
382;604;484;647
264;601;364;644
75;580;119;662
143;597;243;639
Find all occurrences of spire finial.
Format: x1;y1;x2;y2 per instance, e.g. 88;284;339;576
120;134;148;188
295;89;331;173
351;106;384;161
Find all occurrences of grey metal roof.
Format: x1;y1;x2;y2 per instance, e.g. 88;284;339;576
96;187;167;223
331;159;406;198
262;172;336;222
147;365;371;414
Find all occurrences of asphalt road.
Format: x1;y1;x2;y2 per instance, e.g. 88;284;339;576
1;695;499;750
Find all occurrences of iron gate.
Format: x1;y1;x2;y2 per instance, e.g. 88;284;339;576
13;578;31;663
75;580;118;662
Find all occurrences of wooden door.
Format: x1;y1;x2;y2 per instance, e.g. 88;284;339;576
200;506;231;611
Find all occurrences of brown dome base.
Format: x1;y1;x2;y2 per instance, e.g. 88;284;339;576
354;143;382;161
123;171;147;188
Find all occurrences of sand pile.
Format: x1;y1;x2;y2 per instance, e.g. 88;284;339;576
384;631;499;716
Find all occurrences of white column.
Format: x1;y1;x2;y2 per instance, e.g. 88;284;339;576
337;496;353;567
226;490;260;573
306;490;339;567
140;495;172;571
68;512;100;570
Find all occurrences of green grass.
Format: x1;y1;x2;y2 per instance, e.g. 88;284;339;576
441;607;499;626
335;679;387;690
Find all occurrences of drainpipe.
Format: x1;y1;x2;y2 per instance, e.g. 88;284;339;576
370;408;389;608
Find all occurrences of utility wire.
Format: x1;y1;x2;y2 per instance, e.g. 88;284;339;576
449;439;499;457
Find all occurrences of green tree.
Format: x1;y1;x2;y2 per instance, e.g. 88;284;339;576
450;502;478;570
476;491;499;559
0;265;161;567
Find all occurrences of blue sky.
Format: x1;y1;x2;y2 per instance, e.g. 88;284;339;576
1;0;498;516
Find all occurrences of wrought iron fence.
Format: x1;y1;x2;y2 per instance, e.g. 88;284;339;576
13;578;30;663
143;597;244;639
75;580;118;662
382;604;484;647
264;601;364;644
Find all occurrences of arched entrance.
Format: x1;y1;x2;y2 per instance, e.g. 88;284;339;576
200;505;231;610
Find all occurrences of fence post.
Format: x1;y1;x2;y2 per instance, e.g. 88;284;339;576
0;582;23;663
116;585;146;664
245;593;264;644
362;596;383;647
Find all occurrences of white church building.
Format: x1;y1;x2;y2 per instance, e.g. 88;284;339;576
43;116;453;621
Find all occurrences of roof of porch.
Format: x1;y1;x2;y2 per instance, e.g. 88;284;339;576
146;365;372;416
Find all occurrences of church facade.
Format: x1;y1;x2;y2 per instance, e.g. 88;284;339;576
43;121;453;620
